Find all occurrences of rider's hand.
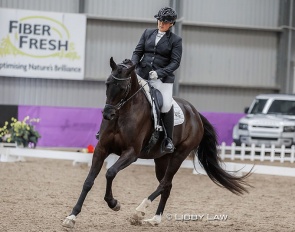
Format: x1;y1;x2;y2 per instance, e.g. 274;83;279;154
149;71;158;80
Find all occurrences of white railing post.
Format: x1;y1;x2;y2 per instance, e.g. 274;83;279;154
260;144;265;161
220;142;226;160
291;145;295;163
230;142;236;160
270;144;275;162
280;145;285;163
241;143;245;161
250;144;255;161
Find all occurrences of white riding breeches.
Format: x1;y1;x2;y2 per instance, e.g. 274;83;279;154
149;79;173;113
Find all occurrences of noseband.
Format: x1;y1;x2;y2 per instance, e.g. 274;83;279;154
104;63;147;113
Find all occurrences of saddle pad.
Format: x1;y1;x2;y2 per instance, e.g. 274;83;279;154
173;99;185;126
137;75;184;129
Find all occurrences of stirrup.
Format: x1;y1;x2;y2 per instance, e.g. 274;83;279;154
161;138;175;153
95;131;100;140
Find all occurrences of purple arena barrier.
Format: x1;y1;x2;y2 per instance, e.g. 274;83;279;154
18;106;102;148
18;105;244;148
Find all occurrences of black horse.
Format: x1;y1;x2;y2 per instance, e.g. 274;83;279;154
62;57;252;227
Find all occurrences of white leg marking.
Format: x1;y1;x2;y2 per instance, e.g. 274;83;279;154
62;215;76;228
144;214;162;226
135;198;151;217
130;198;152;225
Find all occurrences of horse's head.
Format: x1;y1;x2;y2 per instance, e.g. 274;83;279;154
103;57;135;120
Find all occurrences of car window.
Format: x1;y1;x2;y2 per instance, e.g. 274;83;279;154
249;99;267;114
268;100;295;115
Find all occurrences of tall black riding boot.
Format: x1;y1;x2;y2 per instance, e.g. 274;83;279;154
161;106;175;153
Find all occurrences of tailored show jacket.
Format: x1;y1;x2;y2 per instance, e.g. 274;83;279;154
131;28;182;83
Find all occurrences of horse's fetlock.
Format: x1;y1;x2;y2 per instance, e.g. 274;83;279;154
104;196;117;208
72;207;81;215
104;196;111;202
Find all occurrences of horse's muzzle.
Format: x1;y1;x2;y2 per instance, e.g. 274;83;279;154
103;105;117;120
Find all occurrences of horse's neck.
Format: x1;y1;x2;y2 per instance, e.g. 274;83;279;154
125;72;148;110
130;72;141;94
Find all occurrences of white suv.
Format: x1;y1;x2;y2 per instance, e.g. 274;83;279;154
232;94;295;147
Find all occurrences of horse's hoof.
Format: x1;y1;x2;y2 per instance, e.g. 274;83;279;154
129;213;143;226
143;215;161;226
111;201;121;211
62;215;76;228
130;210;145;225
130;198;152;225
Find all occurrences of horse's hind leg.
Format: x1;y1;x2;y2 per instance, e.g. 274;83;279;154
131;155;170;225
62;148;108;228
132;151;188;226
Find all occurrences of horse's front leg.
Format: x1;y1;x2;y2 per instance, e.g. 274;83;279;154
104;147;137;210
62;146;108;228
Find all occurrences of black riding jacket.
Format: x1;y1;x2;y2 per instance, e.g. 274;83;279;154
131;28;182;83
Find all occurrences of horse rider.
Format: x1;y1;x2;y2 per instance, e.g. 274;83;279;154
131;6;183;153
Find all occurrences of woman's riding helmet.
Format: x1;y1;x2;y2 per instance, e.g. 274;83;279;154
154;7;177;24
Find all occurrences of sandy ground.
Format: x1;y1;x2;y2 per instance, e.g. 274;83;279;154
0;157;295;232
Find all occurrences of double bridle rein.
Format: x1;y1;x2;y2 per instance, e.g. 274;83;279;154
104;63;147;112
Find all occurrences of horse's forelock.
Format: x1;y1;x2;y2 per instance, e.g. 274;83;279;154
122;59;133;66
117;64;132;77
110;59;135;80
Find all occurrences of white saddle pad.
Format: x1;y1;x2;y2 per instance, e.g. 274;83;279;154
137;75;184;130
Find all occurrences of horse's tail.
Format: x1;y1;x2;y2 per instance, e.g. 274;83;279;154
194;113;252;195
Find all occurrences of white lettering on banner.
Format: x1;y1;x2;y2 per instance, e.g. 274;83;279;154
0;8;86;79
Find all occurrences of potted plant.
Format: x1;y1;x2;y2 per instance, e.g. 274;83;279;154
0;116;41;148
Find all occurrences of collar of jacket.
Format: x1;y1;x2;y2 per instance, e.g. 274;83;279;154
148;29;171;46
153;28;172;38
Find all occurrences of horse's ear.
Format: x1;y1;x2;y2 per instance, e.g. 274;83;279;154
126;65;135;76
110;57;117;71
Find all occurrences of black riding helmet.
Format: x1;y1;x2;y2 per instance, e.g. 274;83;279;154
154;7;177;24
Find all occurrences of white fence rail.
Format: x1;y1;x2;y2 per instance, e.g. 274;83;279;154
1;142;295;177
219;142;295;163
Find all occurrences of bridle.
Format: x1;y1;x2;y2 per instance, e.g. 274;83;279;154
104;63;147;112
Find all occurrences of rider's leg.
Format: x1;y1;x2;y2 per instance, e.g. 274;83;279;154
161;106;174;153
150;79;174;153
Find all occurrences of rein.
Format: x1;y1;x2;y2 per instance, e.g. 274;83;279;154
109;82;147;111
104;64;148;111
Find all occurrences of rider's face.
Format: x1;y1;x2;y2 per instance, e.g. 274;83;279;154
157;20;173;32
